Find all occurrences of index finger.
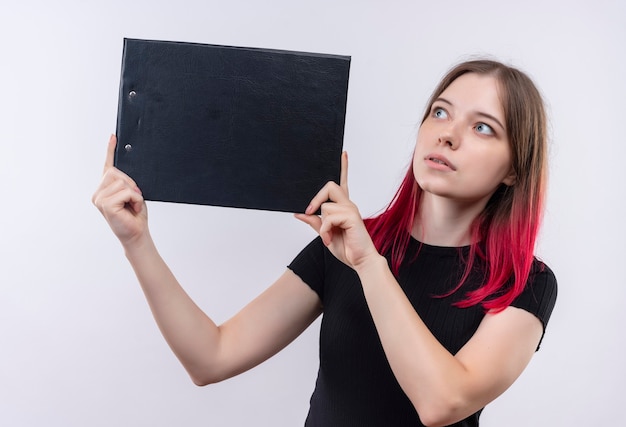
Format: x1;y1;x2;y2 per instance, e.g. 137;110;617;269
103;134;117;173
340;151;349;197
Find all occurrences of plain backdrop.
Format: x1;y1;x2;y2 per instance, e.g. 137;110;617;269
1;1;624;426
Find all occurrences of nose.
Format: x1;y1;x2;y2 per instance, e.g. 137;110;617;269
438;124;459;149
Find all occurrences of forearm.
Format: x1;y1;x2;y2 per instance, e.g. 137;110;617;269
355;255;474;425
123;234;222;385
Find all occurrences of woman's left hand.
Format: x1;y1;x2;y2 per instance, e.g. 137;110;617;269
295;152;380;270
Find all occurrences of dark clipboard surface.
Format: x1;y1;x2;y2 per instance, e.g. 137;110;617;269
114;38;350;213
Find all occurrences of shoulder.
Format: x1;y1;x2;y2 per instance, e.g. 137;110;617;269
287;237;359;303
510;258;558;348
287;237;330;300
288;237;326;276
524;259;558;307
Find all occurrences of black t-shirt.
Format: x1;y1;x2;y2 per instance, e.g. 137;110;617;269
288;236;557;427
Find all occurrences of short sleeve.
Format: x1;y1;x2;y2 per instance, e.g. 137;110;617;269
510;260;558;350
288;237;327;301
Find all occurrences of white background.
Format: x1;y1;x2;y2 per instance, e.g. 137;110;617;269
1;1;624;425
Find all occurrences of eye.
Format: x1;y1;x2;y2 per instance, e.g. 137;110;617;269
475;122;494;135
432;107;448;119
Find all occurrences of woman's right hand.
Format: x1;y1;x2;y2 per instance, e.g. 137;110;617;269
92;135;149;247
91;139;322;388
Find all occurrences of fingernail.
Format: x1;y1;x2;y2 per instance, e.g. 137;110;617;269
305;204;313;214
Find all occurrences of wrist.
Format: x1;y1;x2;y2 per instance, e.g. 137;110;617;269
122;231;156;260
353;252;388;277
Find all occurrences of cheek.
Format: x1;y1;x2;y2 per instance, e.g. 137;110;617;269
470;148;513;185
411;152;436;191
412;129;429;164
493;146;514;178
411;148;425;181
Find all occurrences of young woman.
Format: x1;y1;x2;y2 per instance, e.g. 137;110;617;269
93;59;557;427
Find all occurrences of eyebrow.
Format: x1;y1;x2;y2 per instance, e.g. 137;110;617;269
435;97;506;132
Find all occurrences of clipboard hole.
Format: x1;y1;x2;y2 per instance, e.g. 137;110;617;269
129;90;137;99
124;144;133;152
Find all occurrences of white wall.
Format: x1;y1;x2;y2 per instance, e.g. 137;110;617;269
1;0;624;425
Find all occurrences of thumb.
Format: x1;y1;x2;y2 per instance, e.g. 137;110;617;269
294;213;322;234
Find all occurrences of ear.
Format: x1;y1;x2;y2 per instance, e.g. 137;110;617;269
502;169;516;186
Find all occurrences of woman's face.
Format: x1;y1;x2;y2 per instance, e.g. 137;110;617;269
413;72;515;206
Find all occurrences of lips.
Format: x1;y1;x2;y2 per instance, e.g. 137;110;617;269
425;154;456;171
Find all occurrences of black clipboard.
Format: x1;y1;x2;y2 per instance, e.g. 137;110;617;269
114;38;350;213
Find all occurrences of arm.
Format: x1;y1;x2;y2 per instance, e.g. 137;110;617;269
296;152;543;426
355;256;542;426
124;236;321;386
93;136;322;385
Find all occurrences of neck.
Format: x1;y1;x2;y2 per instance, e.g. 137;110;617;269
412;192;487;247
